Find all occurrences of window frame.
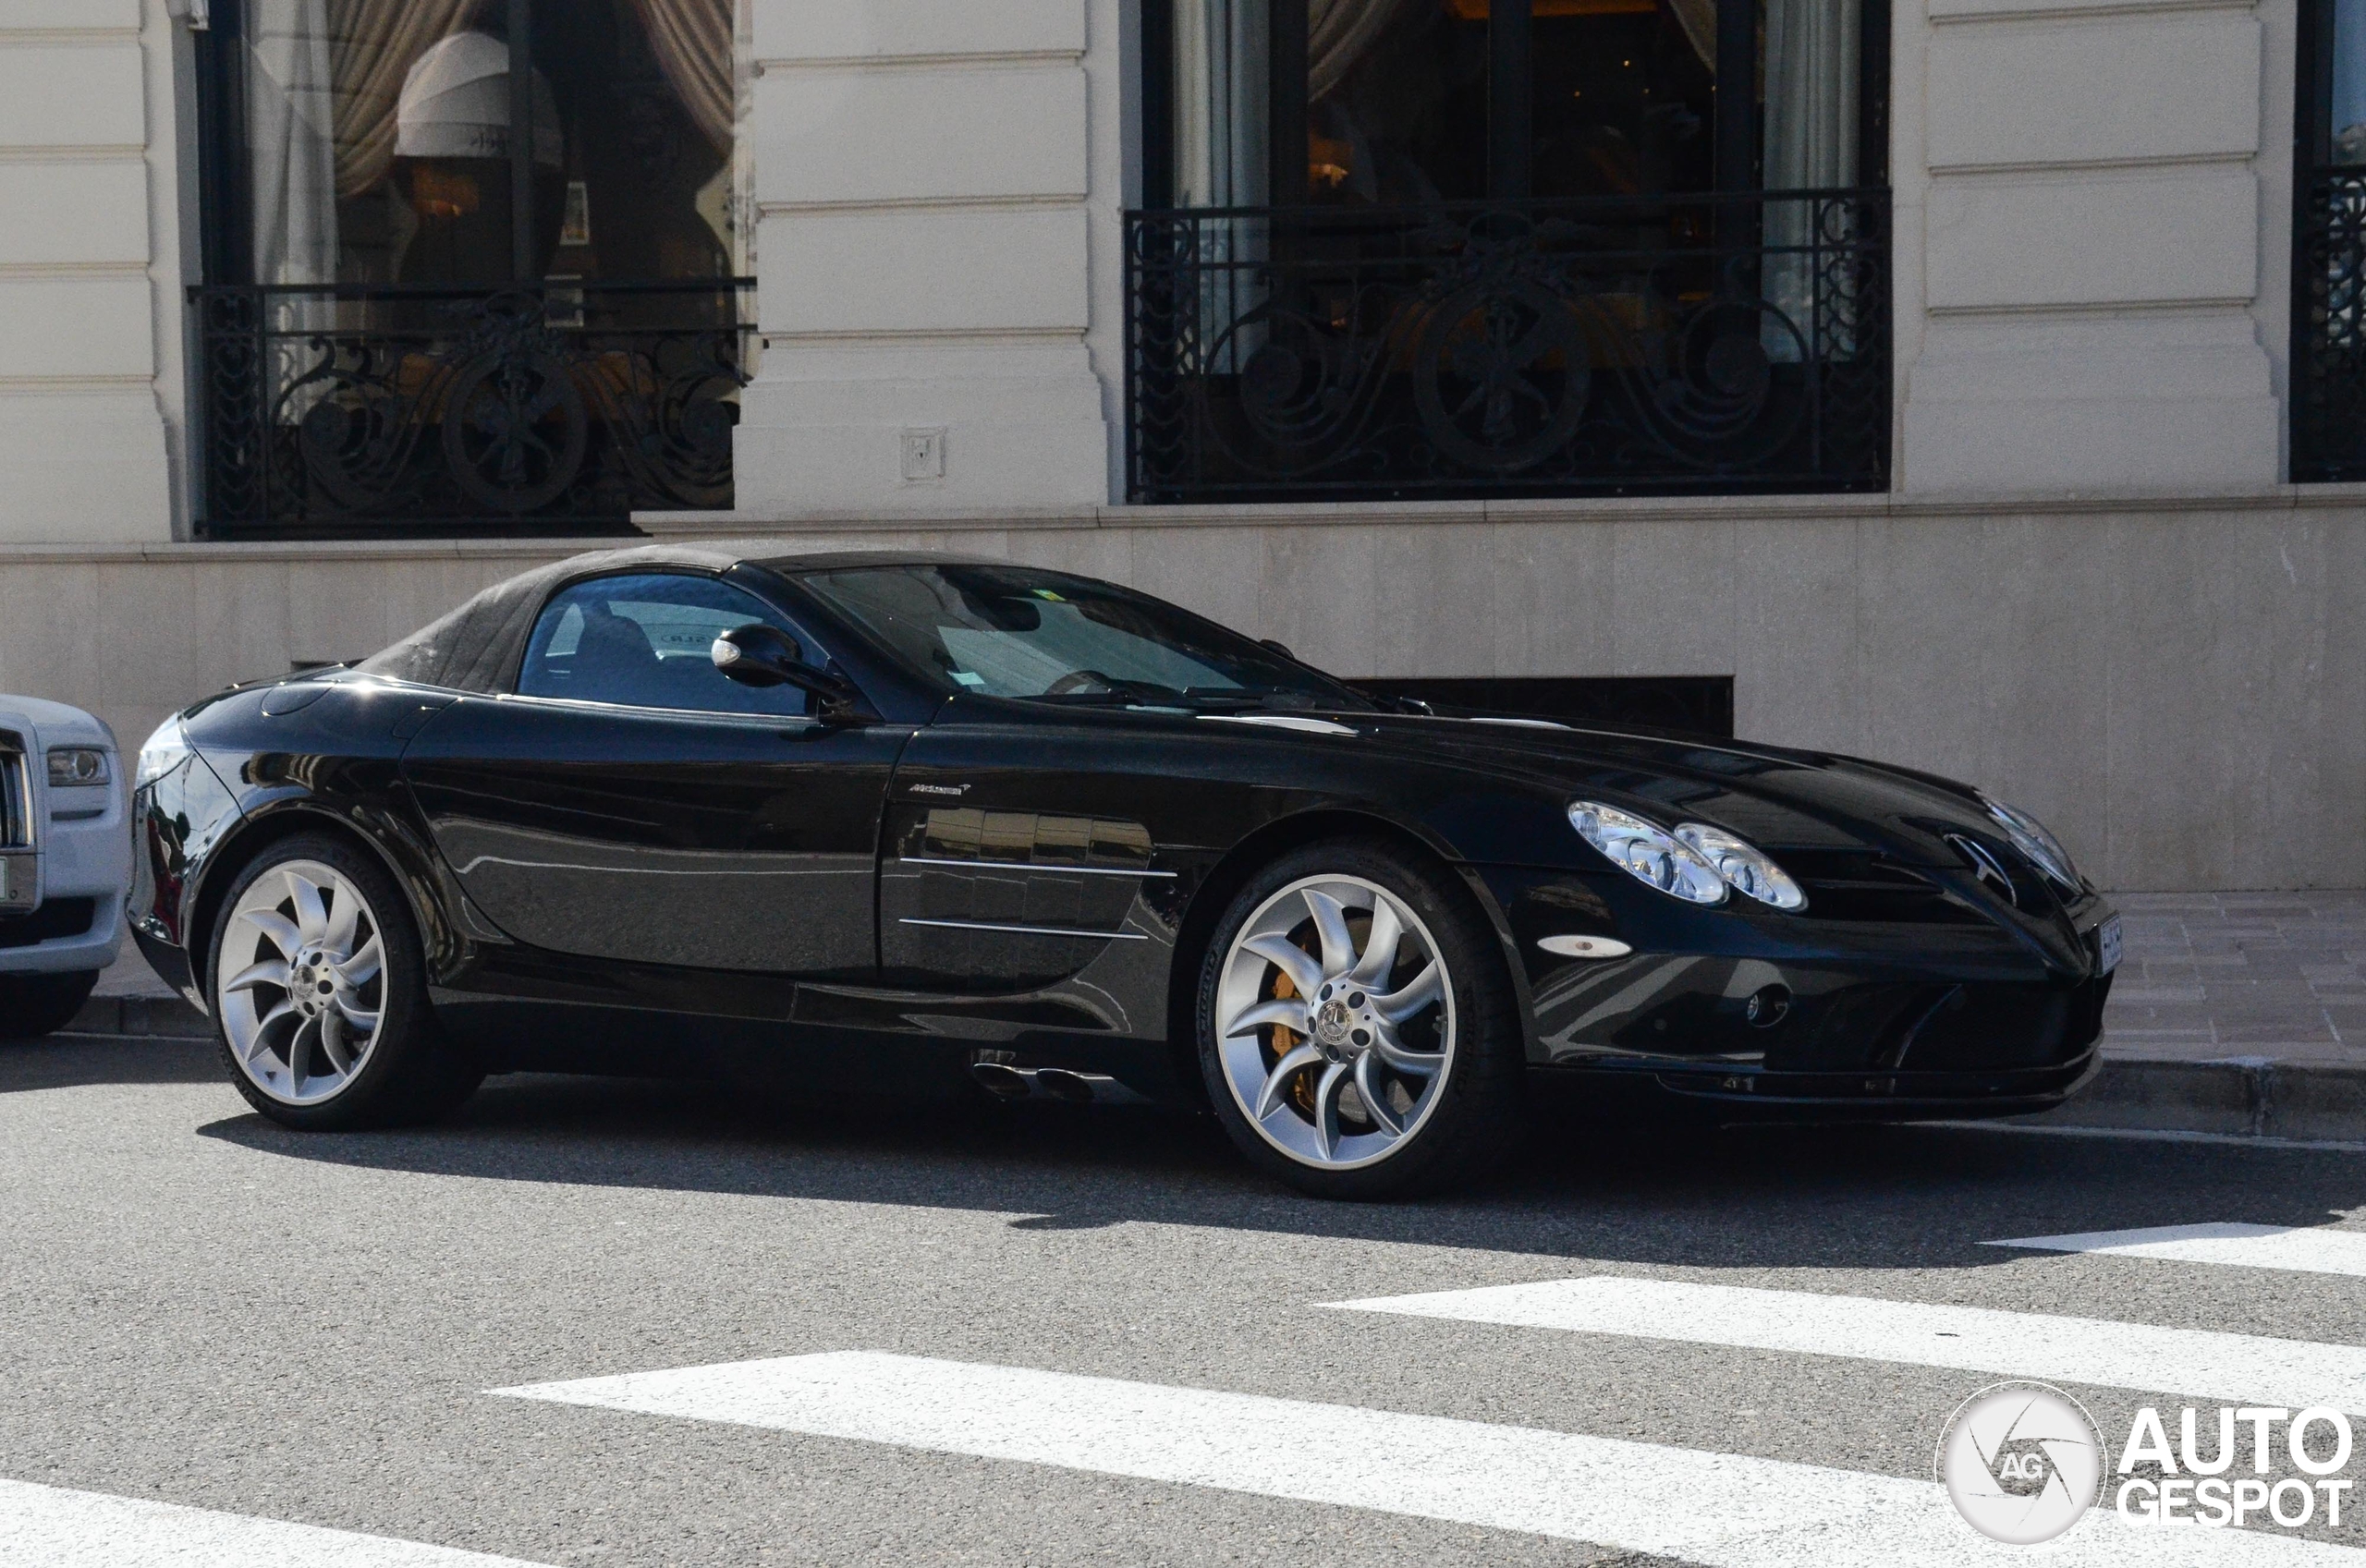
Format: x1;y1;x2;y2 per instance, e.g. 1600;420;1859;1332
508;569;828;720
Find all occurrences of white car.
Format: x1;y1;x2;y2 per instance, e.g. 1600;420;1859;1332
1;697;131;1038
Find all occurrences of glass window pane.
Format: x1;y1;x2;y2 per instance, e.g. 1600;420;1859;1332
518;574;812;715
239;0;749;287
2336;0;2366;162
1529;0;1717;201
802;564;1369;707
1311;0;1487;203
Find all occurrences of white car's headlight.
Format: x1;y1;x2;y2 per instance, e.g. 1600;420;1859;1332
136;716;190;791
46;748;110;788
1674;824;1809;910
1981;795;2080;889
1568;801;1727;906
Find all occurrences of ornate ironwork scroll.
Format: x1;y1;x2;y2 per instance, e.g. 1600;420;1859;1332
1126;193;1890;502
196;280;753;537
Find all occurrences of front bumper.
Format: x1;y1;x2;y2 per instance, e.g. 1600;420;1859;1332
0;750;129;978
1482;861;2116;1119
1590;1039;2104;1119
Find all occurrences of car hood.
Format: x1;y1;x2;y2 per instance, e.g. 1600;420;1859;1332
1310;711;2031;871
0;695;114;750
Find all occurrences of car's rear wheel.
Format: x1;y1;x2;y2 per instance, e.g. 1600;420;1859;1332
210;834;480;1129
0;970;101;1040
1196;840;1524;1198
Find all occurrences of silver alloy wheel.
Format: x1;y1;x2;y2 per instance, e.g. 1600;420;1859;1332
1213;874;1457;1171
216;859;386;1106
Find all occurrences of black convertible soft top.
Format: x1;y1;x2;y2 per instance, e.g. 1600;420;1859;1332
351;546;738;695
352;545;1054;696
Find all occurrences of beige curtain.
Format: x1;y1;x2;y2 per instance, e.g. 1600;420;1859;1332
624;0;736;152
327;0;486;198
1664;0;1716;72
1309;0;1416;102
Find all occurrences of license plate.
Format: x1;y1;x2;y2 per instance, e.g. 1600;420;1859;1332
0;857;11;904
2096;915;2124;976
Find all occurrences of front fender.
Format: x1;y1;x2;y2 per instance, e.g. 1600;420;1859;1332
155;681;482;1003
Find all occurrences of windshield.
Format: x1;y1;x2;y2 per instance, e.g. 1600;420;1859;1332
798;563;1373;710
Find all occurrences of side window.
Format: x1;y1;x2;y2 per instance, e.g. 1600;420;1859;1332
517;574;817;717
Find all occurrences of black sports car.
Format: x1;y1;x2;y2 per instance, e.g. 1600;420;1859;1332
129;546;2117;1197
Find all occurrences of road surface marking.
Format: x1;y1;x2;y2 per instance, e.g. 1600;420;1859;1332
494;1350;2360;1566
1986;1222;2366;1277
0;1477;550;1567
1330;1274;2366;1413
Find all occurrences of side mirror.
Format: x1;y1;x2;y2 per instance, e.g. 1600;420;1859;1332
711;625;878;723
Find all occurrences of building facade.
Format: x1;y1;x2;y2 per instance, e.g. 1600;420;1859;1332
0;0;2359;888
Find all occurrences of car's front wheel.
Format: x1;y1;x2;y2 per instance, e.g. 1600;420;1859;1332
1195;840;1524;1198
210;834;480;1129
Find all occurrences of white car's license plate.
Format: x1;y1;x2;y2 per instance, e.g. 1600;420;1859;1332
2096;915;2124;975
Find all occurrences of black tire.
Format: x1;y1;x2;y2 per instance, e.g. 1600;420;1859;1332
209;833;482;1130
1193;838;1525;1199
0;970;101;1039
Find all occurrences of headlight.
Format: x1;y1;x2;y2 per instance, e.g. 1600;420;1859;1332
1567;801;1727;905
135;716;190;791
1982;796;2079;888
1673;824;1808;910
46;748;110;788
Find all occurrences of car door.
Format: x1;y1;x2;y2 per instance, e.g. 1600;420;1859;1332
878;712;1183;996
401;570;907;979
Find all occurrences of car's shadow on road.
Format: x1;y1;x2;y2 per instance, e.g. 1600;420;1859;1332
184;1066;2366;1274
0;1033;221;1094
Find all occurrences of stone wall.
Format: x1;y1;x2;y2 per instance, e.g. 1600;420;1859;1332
730;0;1121;515
5;487;2359;891
0;0;185;546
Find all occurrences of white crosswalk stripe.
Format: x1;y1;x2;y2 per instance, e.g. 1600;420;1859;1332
1329;1275;2366;1413
1986;1223;2366;1277
493;1350;2363;1566
0;1477;550;1568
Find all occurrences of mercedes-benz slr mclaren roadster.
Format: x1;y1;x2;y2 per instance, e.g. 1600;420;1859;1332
130;546;2117;1197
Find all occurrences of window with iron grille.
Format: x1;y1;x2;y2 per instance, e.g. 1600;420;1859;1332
2296;0;2366;480
1129;0;1892;502
191;0;754;537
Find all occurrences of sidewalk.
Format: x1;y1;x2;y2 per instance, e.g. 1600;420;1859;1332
2094;891;2364;1060
2029;890;2366;1142
67;892;2366;1141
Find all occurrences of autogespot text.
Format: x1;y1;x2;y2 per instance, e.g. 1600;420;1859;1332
2114;1406;2355;1528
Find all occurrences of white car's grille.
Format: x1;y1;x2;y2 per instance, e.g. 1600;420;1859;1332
0;734;28;847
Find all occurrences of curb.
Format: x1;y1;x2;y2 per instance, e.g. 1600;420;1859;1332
2015;1055;2366;1145
66;993;212;1040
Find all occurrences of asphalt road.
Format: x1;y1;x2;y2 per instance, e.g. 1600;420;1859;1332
10;1035;2366;1566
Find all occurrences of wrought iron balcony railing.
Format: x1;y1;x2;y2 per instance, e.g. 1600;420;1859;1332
2296;172;2366;482
1125;191;1890;503
192;280;754;538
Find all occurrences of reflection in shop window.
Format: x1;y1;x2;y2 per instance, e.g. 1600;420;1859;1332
1161;0;1869;362
239;0;753;292
199;1;760;532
